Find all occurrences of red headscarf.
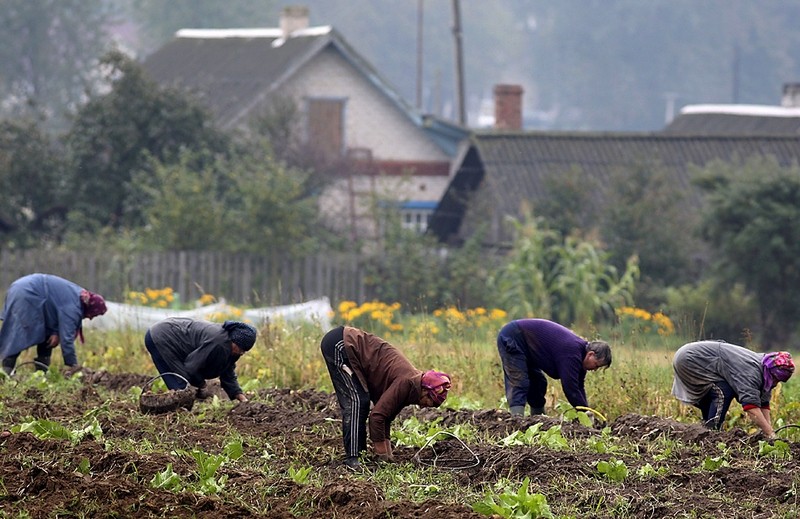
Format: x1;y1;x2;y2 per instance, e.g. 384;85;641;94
762;351;794;391
421;370;452;406
80;289;107;319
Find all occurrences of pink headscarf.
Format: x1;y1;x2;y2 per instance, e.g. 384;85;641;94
421;370;452;406
762;351;794;391
80;289;107;319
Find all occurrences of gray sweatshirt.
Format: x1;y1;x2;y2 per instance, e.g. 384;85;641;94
672;340;768;409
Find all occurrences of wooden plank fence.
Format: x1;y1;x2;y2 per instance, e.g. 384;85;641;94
0;250;366;306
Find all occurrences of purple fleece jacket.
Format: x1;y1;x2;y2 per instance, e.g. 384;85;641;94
515;319;589;407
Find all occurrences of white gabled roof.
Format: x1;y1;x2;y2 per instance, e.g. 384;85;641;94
681;104;800;118
175;26;332;39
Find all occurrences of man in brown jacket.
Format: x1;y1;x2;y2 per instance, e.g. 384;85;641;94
321;325;452;469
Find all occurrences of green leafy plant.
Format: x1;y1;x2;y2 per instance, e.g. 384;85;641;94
596;459;628;482
11;417;102;444
758;440;791;460
557;403;593;427
701;456;729;471
501;423;569;451
150;463;184;491
472;477;554;518
223;439;244;461
76;457;91;475
393;416;446;448
636;463;668;478
288;465;313;485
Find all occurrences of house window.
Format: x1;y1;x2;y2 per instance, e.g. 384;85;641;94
306;97;345;158
399;201;437;233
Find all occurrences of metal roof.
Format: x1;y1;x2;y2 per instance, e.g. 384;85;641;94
428;131;800;245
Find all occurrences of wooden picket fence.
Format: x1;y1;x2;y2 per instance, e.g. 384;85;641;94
0;250;367;306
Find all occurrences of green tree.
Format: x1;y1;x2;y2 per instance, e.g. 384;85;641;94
600;160;700;305
489;213;638;325
0;0;112;131
140;144;320;256
0;117;67;247
535;166;600;238
65;50;229;234
696;156;800;348
363;209;446;311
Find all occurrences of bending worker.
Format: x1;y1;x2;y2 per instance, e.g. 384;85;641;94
1;273;107;375
496;318;612;416
321;325;452;469
672;340;794;437
145;317;256;402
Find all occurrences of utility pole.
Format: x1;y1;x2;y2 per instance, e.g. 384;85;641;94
416;0;424;110
451;0;466;125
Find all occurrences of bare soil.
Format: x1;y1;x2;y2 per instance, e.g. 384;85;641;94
1;367;798;518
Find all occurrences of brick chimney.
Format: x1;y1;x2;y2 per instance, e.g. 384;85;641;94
280;5;309;38
782;83;800;108
494;84;523;130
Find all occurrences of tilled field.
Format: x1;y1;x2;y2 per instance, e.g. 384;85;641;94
1;368;798;518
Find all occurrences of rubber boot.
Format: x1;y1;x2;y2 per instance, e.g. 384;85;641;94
509;405;526;416
530;406;546;415
1;357;16;376
33;356;51;372
344;456;361;470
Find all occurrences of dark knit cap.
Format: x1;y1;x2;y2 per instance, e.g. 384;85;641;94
222;321;257;351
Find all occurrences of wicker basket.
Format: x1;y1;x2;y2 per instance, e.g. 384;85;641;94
139;373;195;414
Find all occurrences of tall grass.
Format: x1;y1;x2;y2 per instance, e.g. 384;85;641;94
15;303;798;427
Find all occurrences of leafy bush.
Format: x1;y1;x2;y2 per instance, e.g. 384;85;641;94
472;477;554;518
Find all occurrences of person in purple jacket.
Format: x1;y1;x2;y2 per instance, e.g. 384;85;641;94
1;273;107;375
497;318;612;416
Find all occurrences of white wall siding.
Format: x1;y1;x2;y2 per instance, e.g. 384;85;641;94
278;47;447;162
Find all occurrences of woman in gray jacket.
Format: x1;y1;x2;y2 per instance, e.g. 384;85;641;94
672;340;794;437
145;317;256;402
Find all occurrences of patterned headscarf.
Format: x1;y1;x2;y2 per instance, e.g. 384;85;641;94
80;290;107;319
762;351;795;391
421;370;452;406
223;321;257;351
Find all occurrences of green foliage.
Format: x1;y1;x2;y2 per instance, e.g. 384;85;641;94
600;161;698;296
700;455;729;471
536;166;600;237
664;279;758;341
0;118;68;247
636;463;668;478
65;50;229;235
555;402;593;427
695;156;800;347
181;448;229;495
500;423;569;451
287;465;313;485
393;417;446;448
758;440;791;460
137;139;320;255
223;439;244;461
150;463;184;491
595;459;628;482
11;416;103;444
363;213;447;311
472;477;554;518
76;457;91;475
489;211;638;324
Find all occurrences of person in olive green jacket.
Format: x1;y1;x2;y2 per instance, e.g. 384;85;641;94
321;325;451;469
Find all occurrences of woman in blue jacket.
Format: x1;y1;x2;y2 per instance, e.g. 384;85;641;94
1;273;107;375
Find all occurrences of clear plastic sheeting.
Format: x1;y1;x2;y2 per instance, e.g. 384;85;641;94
84;297;332;331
